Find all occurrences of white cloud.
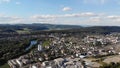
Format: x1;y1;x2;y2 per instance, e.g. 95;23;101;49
62;7;72;11
15;2;21;5
0;0;10;3
1;12;120;26
31;12;97;19
30;13;120;26
0;12;100;24
101;0;106;4
0;12;98;24
106;15;120;23
31;15;58;19
64;12;97;17
107;15;120;19
89;17;102;22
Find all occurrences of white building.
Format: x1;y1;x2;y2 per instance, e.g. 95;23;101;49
32;65;37;68
16;59;23;67
38;44;43;51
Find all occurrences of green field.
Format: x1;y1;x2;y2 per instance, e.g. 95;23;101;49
42;40;50;46
16;30;30;34
16;28;31;34
0;63;10;68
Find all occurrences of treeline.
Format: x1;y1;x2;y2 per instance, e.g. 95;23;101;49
31;26;120;35
0;24;120;35
100;62;120;68
0;39;30;66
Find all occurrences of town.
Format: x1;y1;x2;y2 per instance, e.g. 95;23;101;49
0;0;120;68
7;33;120;68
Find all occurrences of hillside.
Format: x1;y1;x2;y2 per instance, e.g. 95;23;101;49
0;24;120;34
0;24;82;33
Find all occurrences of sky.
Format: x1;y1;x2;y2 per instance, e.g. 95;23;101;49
0;0;120;26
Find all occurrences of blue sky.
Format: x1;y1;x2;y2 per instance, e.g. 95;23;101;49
0;0;120;26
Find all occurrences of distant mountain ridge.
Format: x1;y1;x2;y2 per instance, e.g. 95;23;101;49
0;24;120;34
62;26;120;34
0;23;82;33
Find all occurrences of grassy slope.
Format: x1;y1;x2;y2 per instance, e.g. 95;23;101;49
0;63;10;68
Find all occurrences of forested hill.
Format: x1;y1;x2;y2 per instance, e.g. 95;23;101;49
60;26;120;34
0;24;81;31
73;26;120;33
0;24;120;34
80;26;120;33
35;26;120;34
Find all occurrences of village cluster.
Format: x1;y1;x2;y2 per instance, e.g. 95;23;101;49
8;33;120;68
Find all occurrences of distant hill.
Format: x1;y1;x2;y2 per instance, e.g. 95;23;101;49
0;24;120;34
55;26;120;34
36;26;120;34
0;23;82;33
80;26;120;33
